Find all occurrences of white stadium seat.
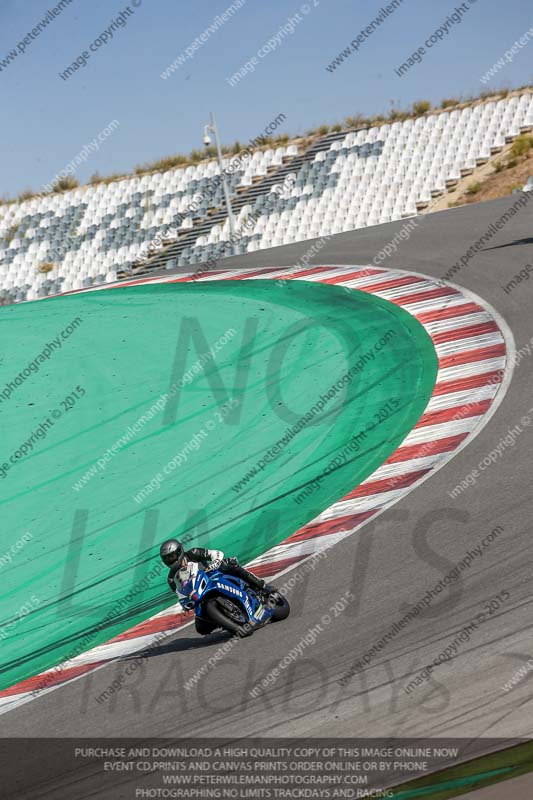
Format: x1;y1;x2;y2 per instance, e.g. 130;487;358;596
1;93;532;302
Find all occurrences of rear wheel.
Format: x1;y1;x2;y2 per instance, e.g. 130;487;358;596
268;592;290;622
204;596;253;637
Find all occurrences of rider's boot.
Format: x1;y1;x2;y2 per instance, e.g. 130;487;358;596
226;563;265;591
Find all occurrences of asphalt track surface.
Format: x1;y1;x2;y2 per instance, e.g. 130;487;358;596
3;197;533;775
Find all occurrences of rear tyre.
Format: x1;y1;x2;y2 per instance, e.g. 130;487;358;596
268;593;290;622
204;597;254;637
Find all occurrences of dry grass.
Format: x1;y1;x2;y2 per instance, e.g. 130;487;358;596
457;151;533;205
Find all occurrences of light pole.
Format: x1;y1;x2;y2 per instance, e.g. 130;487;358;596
203;112;236;244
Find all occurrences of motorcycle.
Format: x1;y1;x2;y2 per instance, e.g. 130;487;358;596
182;564;290;637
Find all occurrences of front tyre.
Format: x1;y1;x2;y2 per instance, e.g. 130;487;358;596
204;597;254;637
195;617;217;636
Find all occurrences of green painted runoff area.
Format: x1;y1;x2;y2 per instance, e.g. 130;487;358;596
392;740;533;799
0;279;437;691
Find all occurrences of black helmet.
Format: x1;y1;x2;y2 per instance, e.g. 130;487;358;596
160;539;185;567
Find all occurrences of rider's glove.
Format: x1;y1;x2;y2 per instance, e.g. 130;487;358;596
206;559;222;572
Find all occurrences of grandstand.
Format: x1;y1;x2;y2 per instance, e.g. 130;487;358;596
1;91;533;303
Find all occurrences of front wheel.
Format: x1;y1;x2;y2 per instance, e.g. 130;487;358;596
204;597;254;637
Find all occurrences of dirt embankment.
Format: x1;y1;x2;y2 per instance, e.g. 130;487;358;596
433;146;532;214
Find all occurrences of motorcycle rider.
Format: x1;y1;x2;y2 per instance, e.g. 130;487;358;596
159;538;270;635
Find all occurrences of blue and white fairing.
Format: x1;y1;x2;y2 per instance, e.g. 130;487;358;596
181;566;275;628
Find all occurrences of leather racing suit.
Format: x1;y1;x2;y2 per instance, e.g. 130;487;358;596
167;547;265;635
